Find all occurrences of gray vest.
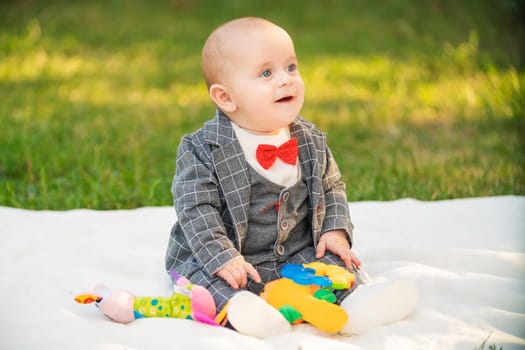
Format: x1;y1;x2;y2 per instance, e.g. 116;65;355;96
243;166;313;265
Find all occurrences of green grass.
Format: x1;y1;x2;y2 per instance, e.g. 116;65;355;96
1;0;524;209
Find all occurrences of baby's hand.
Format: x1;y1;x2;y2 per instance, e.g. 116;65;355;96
316;230;361;270
215;256;262;289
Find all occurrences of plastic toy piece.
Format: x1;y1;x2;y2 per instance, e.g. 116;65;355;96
278;304;303;324
260;263;356;333
261;277;348;333
304;262;356;289
281;264;332;287
313;289;337;303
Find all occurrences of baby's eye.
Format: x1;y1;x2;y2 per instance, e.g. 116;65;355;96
287;64;297;73
260;69;272;78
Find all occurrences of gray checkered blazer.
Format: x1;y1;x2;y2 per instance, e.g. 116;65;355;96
165;110;353;278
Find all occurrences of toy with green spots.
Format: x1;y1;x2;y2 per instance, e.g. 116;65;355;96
74;271;220;326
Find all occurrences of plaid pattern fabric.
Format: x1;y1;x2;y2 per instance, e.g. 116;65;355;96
165;110;354;279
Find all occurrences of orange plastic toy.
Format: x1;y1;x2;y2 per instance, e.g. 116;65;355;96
260;263;355;333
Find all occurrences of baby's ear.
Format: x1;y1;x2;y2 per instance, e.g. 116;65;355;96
209;84;237;113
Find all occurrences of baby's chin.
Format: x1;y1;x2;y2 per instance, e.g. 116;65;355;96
236;112;300;134
270;116;300;131
246;122;295;135
283;112;300;126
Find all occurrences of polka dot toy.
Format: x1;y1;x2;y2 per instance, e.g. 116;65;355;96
74;271;219;326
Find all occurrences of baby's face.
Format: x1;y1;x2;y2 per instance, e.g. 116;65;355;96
222;25;305;134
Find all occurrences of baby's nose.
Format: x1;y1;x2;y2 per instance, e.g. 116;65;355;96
277;71;292;86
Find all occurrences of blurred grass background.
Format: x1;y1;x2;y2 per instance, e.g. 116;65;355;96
1;0;524;209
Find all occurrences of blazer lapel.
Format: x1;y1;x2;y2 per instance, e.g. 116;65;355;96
204;111;251;250
290;119;323;220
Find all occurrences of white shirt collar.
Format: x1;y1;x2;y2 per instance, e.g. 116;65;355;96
231;121;300;187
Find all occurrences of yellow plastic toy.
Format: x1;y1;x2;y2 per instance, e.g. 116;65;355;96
304;262;355;289
260;263;355;333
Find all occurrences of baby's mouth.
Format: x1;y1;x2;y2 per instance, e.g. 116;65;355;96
275;96;294;103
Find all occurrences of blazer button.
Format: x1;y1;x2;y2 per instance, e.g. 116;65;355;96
276;244;285;256
280;220;289;231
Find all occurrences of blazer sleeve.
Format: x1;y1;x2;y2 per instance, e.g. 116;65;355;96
172;135;241;275
320;144;354;246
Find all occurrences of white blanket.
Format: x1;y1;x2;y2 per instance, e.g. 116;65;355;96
1;196;524;350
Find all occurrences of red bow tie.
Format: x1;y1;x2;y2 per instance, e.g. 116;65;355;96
256;137;298;169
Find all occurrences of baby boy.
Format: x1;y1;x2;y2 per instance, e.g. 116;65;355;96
165;17;418;337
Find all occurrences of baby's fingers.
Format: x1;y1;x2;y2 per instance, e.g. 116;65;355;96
350;252;362;269
337;248;361;270
315;239;327;259
337;248;355;270
217;268;242;289
244;262;262;284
